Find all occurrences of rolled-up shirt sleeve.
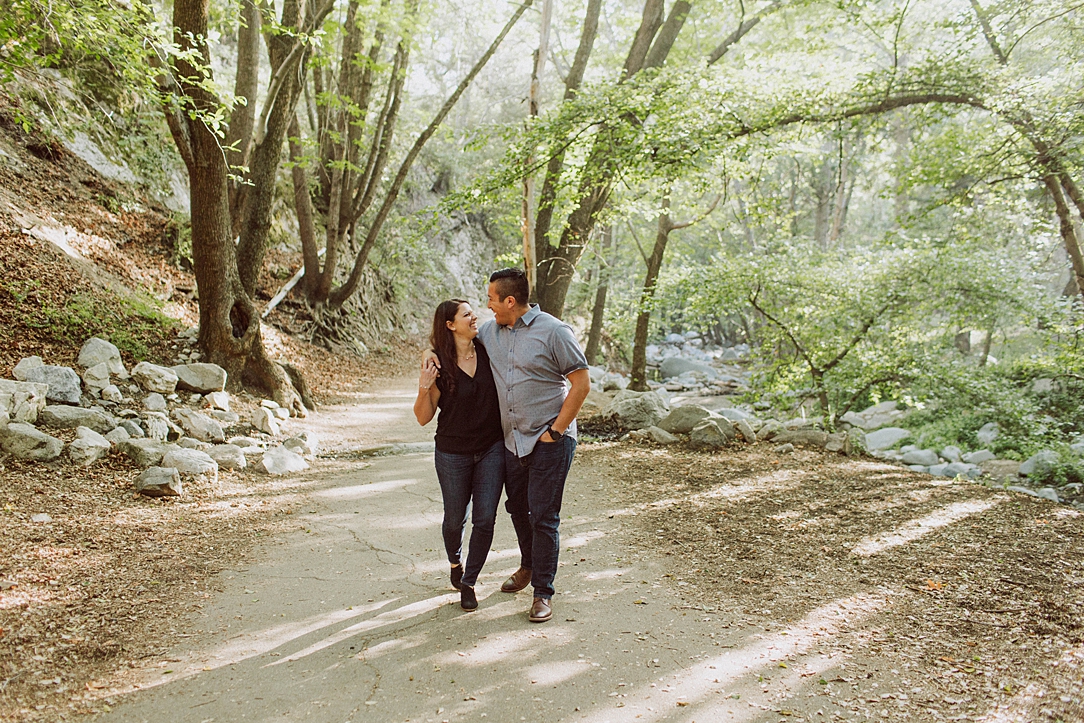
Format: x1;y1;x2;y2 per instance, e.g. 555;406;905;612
551;324;588;377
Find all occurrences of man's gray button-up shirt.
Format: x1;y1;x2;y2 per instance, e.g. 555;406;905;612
476;304;588;458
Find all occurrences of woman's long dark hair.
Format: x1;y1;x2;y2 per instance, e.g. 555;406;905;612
430;299;468;397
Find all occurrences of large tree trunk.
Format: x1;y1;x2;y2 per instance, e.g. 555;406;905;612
585;224;613;365
630;200;674;391
166;0;305;415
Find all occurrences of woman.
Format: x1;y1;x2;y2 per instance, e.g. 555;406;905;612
414;299;505;611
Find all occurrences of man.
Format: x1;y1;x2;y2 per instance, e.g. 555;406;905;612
426;268;590;622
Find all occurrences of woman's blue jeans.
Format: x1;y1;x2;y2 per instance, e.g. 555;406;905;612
433;439;505;588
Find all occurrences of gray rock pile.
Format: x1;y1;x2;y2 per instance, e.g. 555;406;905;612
1;334;322;496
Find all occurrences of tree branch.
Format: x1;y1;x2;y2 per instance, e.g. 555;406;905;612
707;0;782;65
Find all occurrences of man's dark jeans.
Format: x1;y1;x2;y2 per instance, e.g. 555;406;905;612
433;439;505;588
504;435;577;599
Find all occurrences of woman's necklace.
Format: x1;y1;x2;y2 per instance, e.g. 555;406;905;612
459;342;476;362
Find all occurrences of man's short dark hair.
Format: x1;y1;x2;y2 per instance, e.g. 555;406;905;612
489;267;530;306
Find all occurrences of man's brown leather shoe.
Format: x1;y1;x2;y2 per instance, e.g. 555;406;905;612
528;596;552;623
500;566;532;593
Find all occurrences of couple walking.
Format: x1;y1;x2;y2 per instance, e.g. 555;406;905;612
413;268;590;622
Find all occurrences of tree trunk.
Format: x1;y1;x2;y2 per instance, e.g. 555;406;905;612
585;224;613;365
1043;173;1084;302
226;0;261;237
630;200;673;391
166;0;305;416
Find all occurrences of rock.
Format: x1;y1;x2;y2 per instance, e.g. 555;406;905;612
908;465;928;473
252;407;280;436
13;356;43;381
824;432;851;454
283;431;319;458
118;419;145;439
210;410;240;425
141;412;172;441
689;419;734;449
100;384;123;403
259;445;309;475
1007;485;1040;499
206;391;230;411
68;426;112;466
1071;442;1084;456
132;362;178;394
981;459;1021;483
1036;487;1060;503
601;390;669;431
962;449;995;465
734;419;757;444
602;373;629;392
941;445;962;463
31;513;53;523
188;393;202;405
104;426;130;445
161;448;218;480
579;389;613;417
587;366;606;385
783;417;817;430
774;443;795;454
171;363;227;393
657;405;712;434
0;423;64;460
228;436;263;448
902;449;940;466
976;422;1000;446
928;463;950;477
659;357;718;380
273;407;290;421
260;399;280;409
773;430;830;448
717;408;752;422
864;427;912;451
38;405;115;434
629;426;678;445
172;408;225;443
942;462;980;479
134;467;183;497
25;365;82;405
78;337;127;377
177;437;212;451
0;379;49;423
209;444;246;470
144;393;167;411
120;438;174;467
756;419;786;442
81;362;112;392
1019;450;1059;478
839;401;908;431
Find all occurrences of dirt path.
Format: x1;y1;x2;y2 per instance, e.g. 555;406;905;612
86;378;1083;723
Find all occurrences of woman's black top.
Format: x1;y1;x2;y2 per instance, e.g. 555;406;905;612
435;342;504;454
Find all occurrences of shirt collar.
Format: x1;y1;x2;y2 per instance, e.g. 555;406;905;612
516;304;542;328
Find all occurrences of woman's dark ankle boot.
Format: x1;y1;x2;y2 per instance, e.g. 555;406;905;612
460;585;477;611
450;565;463;591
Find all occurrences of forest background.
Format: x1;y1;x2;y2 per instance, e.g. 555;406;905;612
0;0;1082;484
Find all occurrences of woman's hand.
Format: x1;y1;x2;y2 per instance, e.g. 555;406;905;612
421;348;440;372
418;363;438;392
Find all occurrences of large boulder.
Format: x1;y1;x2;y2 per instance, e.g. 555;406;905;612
68;426;112;466
601;390;669;431
24;365;82;405
283;431;320;458
78;337;127;378
0;379;49;423
864;427;911;451
628;426;679;445
171;408;225;443
657;405;712;434
134;467;183;497
689;419;735;449
901;449;940;466
251;407;280;436
120;438;174;467
839;401;908;431
140;411;174;441
1019;450;1059;478
81;362;112;392
208;444;246;470
161;448;218;480
756;419;786;441
962;449;996;465
259;445;309;475
981;459;1021;483
171;363;228;393
659;357;717;380
131;362;178;394
0;423;63;460
976;422;1000;446
38;405;115;434
13;356;43;381
733;419;758;444
773;429;830;448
